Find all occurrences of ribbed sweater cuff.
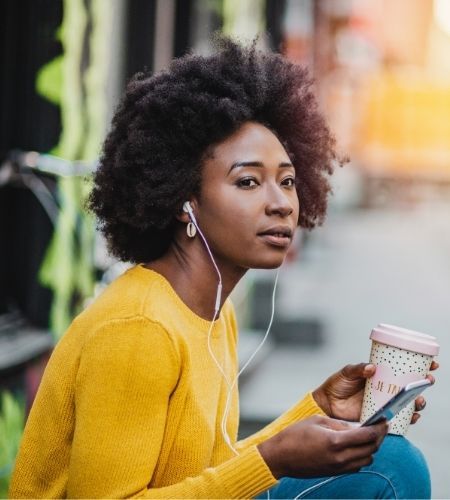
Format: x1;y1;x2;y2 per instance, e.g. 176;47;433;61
218;445;277;499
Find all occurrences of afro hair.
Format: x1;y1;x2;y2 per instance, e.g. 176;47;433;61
88;37;339;263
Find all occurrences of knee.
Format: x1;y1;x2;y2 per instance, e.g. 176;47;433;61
369;435;431;498
379;434;430;479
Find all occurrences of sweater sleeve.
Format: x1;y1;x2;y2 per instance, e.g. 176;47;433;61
68;317;277;499
227;300;325;455
236;392;326;452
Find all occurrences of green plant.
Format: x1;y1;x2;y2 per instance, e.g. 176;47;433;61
36;0;108;339
0;392;25;498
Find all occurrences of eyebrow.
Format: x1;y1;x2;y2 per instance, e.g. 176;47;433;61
227;161;294;175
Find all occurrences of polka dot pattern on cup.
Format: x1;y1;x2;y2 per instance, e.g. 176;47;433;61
360;341;433;435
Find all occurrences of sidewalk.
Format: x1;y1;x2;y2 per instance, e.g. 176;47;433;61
239;201;450;498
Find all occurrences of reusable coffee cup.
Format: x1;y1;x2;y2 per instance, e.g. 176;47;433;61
360;323;439;435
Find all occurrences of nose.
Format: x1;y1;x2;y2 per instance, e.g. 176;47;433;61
264;185;295;218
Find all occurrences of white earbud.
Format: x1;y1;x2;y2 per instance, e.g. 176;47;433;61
183;201;195;220
183;201;221;311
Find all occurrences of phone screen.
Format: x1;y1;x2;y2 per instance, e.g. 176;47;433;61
361;379;432;427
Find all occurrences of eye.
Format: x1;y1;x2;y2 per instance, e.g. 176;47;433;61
236;177;259;189
281;177;295;188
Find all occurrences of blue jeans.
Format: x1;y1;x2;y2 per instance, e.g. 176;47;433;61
256;435;431;499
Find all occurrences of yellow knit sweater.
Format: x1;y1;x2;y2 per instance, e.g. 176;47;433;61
10;265;324;499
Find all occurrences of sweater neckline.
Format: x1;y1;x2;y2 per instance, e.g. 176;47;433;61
133;264;226;332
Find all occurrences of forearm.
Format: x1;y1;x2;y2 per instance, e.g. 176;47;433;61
236;392;325;452
135;446;277;499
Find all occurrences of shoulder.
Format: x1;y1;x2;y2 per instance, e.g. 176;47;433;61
73;265;181;342
72;265;183;378
76;315;180;391
50;266;181;375
80;307;180;364
76;265;156;322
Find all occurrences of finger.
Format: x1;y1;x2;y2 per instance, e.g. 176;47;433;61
339;441;380;464
430;360;439;371
426;374;435;384
322;417;357;432
414;397;426;411
411;412;421;425
337;431;389;472
311;415;355;431
331;420;388;448
363;363;377;377
341;363;376;381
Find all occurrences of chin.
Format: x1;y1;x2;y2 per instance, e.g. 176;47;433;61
249;254;286;270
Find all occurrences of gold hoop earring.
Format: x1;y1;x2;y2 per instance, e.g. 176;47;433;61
187;222;196;238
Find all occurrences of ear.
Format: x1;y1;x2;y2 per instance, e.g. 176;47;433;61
175;199;198;224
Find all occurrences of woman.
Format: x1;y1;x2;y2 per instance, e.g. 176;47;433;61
10;39;435;499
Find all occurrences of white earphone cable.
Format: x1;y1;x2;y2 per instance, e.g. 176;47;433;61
187;211;232;388
185;202;279;498
220;268;280;455
185;205;223;312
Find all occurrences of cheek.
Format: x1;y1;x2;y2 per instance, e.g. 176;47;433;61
201;202;257;248
216;208;253;237
203;188;259;226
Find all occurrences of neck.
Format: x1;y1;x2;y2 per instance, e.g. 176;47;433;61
145;238;246;321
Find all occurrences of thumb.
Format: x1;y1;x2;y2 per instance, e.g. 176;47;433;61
322;417;356;432
342;363;376;380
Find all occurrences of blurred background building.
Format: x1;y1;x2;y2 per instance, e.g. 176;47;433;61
1;0;449;497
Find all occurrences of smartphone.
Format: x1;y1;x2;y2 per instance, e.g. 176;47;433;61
361;378;432;426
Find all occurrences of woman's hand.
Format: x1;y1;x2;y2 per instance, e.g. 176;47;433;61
312;361;439;423
411;360;438;424
257;415;388;479
312;363;375;422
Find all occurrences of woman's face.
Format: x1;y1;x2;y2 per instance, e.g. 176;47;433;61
194;121;299;271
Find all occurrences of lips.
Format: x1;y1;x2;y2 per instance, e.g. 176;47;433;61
258;226;293;247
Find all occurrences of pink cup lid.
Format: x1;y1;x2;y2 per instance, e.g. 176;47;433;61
370;323;439;356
